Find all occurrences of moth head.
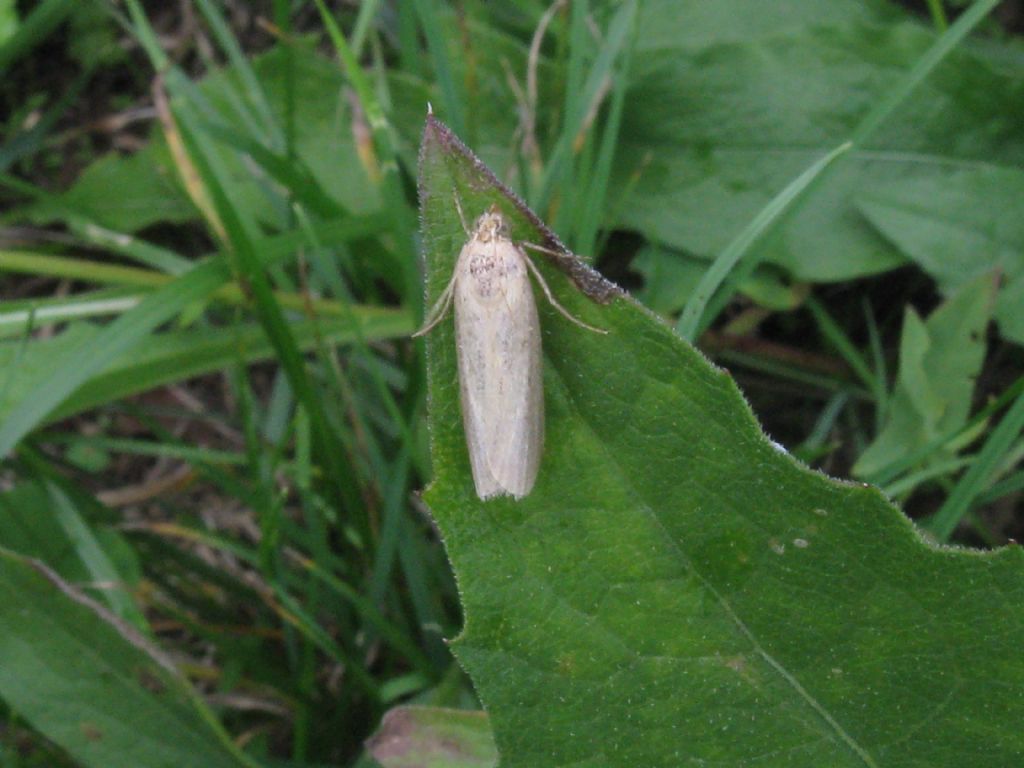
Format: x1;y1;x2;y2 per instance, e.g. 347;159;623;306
472;205;510;242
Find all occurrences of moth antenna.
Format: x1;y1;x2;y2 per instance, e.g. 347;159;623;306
413;271;458;337
452;190;470;236
521;251;607;334
523;240;567;258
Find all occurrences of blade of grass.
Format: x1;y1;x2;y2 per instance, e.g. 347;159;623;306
867;375;1024;488
927;388;1024;541
67;216;193;275
407;0;465;137
677;141;853;341
805;296;879;393
882;457;973;499
539;0;635;221
863;297;889;434
193;0;283;149
0;0;73;76
0;292;141;336
975;467;1024;507
197;120;346;218
572;1;635;257
314;0;418;307
166;80;368;543
0;258;229;457
0;248;399;320
0;250;172;288
713;352;870;401
350;0;383;57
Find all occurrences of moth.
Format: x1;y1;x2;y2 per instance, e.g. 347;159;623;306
415;200;605;500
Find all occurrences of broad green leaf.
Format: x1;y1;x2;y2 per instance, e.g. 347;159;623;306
857;166;1024;345
419;117;1024;767
0;548;257;768
22;43;377;234
614;5;1024;282
0;480;144;627
632;0;898;51
996;276;1024;344
26;143;194;232
633;245;806;316
367;706;497;768
853;274;997;479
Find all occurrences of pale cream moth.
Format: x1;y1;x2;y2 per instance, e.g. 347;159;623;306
416;201;604;500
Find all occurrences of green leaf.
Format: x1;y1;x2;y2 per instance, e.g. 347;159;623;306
0;0;18;47
0;548;257;768
22;43;378;234
631;0;898;51
614;4;1024;282
25;144;194;232
854;273;997;479
366;706;497;768
632;246;805;315
857;166;1024;344
0;480;144;627
0;0;73;77
419;117;1024;767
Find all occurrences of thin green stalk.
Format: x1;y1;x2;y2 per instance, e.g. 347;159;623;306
863;297;889;434
796;391;850;458
709;348;871;401
925;0;949;31
0;250;398;320
0;293;141;335
806;296;878;393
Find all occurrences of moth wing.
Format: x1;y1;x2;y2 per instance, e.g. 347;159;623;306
455;241;543;499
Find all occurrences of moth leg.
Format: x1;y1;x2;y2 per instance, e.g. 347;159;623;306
521;251;607;334
412;272;458;337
